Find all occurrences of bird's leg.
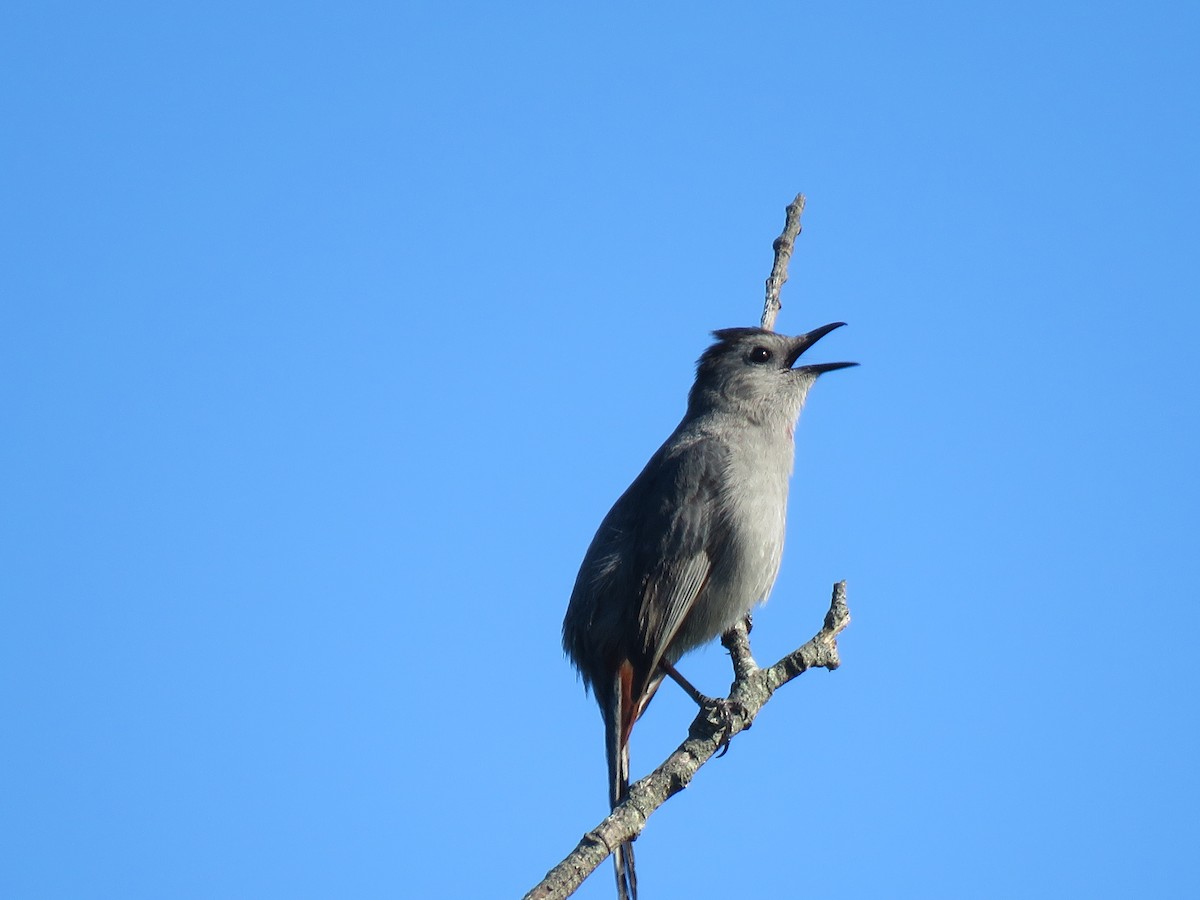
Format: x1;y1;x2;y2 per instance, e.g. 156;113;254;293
660;659;716;707
658;660;746;758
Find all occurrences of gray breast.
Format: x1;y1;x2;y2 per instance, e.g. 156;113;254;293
668;430;792;657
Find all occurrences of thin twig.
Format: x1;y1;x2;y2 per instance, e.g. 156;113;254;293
761;193;806;332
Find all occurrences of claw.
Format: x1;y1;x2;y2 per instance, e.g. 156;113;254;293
705;697;748;758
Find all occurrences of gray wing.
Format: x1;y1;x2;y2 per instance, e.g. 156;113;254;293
563;431;731;695
632;437;731;671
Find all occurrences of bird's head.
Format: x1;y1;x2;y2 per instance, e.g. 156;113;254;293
688;323;856;426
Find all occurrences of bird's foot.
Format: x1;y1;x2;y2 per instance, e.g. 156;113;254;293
660;660;748;755
702;696;749;758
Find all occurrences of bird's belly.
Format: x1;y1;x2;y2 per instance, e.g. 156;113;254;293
669;478;788;657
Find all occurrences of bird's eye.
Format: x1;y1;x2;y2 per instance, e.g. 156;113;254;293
749;346;773;364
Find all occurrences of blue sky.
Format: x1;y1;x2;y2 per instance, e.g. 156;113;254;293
3;2;1198;898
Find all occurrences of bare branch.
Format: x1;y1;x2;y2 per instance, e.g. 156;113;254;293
761;193;806;332
523;582;850;900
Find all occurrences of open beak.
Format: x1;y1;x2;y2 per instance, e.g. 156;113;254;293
787;322;858;375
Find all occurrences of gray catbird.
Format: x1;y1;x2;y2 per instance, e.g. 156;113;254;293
561;324;855;900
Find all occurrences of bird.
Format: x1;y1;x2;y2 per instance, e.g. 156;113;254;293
562;323;855;899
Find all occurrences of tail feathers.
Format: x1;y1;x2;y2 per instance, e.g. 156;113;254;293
607;665;639;900
613;841;637;900
608;725;638;900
